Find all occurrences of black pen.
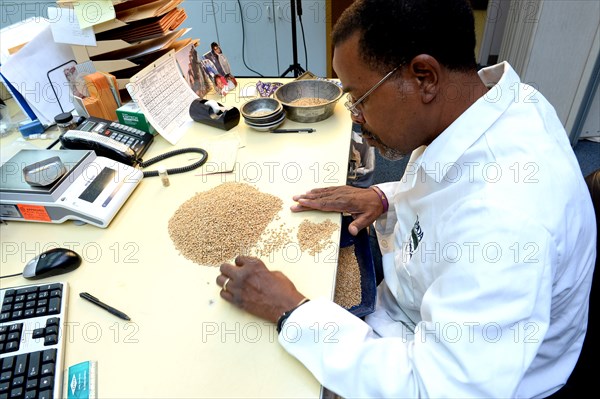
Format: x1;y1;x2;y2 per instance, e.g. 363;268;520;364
80;292;131;321
270;128;316;133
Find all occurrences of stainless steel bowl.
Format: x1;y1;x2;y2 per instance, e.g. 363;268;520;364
274;79;343;123
240;98;283;120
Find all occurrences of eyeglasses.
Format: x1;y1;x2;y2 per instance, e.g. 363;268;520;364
344;66;400;116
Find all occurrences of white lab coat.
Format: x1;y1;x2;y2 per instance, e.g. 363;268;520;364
278;62;596;398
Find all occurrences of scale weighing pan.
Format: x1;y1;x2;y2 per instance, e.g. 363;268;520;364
22;156;67;187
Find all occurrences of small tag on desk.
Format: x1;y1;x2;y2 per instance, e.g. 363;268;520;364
64;360;97;399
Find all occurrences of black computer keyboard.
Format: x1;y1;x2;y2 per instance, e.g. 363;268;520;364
0;282;68;399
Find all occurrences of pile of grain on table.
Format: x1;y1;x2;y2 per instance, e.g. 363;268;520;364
168;182;287;265
169;182;346;268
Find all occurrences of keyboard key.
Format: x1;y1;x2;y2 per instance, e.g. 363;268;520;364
40;363;54;377
11;375;24;387
0;371;11;383
45;326;58;336
0;357;13;371
32;328;44;339
10;310;22;320
39;376;53;390
46;318;59;327
14;354;27;376
43;334;58;346
4;341;19;353
41;349;56;364
27;351;40;378
39;390;52;399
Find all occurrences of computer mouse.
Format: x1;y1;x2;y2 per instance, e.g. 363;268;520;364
23;248;82;280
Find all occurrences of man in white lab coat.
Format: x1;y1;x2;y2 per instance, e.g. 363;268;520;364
216;0;596;397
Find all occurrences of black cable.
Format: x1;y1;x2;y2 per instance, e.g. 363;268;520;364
211;0;221;46
138;147;208;178
0;272;23;279
46;137;60;150
272;0;281;75
298;14;308;72
236;0;264;77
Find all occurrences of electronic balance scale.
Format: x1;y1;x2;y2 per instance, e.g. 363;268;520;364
0;149;143;228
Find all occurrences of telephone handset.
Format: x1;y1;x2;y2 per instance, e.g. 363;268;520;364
59;116;154;166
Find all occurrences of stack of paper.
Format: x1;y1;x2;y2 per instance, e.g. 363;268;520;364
95;8;187;42
57;0;195;101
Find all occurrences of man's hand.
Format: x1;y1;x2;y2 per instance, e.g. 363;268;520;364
217;256;306;323
291;185;385;236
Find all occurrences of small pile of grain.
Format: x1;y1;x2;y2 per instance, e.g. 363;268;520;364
334;245;362;309
297;219;338;255
254;220;294;259
289;97;329;106
168;182;283;266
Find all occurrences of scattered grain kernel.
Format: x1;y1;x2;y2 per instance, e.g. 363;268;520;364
297;219;338;256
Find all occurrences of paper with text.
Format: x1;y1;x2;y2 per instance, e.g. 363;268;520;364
126;50;198;145
48;6;96;46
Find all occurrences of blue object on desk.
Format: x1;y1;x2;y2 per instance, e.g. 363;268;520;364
340;215;377;318
0;69;38;121
18;119;45;137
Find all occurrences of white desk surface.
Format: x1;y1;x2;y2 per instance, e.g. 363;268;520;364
0;79;352;398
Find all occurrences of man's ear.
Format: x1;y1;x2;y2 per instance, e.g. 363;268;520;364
409;55;440;104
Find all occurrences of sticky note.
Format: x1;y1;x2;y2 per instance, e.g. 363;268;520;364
74;0;115;29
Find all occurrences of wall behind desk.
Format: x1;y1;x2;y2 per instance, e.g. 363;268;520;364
181;0;327;78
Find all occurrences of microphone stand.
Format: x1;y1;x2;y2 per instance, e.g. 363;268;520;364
280;0;305;77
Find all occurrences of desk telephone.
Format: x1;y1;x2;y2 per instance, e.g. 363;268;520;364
59;116;154;166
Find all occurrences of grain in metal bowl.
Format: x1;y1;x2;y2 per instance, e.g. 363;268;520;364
274;79;343;123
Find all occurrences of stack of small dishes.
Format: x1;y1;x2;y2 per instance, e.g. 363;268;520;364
240;98;286;131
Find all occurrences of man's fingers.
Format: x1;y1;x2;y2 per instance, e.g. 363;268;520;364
219;288;235;303
349;214;376;236
220;262;247;280
216;274;229;288
290;203;313;212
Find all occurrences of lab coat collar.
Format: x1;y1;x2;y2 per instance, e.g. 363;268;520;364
414;62;519;184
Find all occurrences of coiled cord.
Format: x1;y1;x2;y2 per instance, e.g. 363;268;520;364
138;148;208;178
